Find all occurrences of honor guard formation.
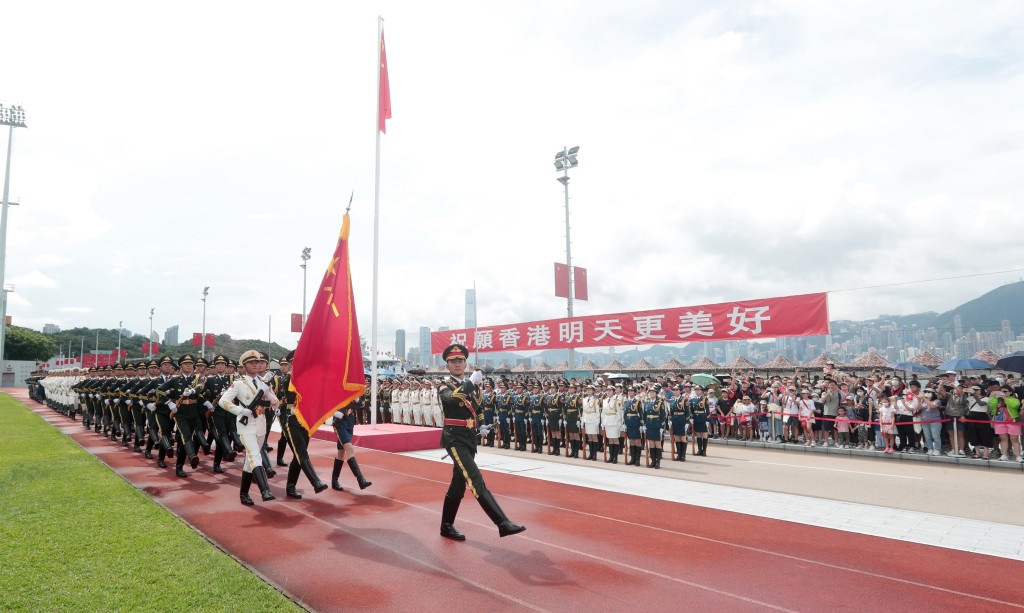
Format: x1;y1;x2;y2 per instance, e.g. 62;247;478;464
26;350;375;507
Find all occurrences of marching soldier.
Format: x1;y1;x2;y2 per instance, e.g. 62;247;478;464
143;357;178;468
436;344;524;541
269;351;329;498
194;357;213;454
330;393;373;492
219;350;280;506
156;354;206;478
205;355;239;473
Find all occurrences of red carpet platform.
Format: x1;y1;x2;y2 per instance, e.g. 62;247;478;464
311;422;441;452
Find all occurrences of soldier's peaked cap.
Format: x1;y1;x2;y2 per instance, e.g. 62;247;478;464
146;359;159;368
240;349;265;365
195;356;209;367
213;354;228;365
178;354;195;367
442;343;469;362
279;349;295;365
158;355;175;366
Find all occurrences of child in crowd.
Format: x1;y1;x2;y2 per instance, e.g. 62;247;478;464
835;406;851;448
878;397;896;453
758;400;770;441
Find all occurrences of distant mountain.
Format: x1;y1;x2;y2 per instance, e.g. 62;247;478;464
932;280;1024;334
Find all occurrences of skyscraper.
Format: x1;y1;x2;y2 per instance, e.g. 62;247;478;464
164;325;179;346
395;328;406;359
419;326;432;366
465;288;476;329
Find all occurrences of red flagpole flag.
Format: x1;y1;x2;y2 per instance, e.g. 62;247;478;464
379;31;391;133
290;213;366;434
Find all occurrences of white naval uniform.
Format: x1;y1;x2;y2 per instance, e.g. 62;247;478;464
581;395;601;435
429;386;443;428
410;387;423;425
219;375;280;473
399;388;412;424
601;393;624;438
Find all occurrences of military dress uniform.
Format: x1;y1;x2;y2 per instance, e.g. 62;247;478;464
581;387;602;460
275;351;329;499
495;383;512;448
480;382;496;446
601;388;625;463
669;393;690;462
156;354;206;478
563;387;582;458
219;350;280;506
205;355;239;473
529;387;545;453
690;391;711;456
621;391;644;466
642;392;667;468
437;344;525;541
512;385;529;451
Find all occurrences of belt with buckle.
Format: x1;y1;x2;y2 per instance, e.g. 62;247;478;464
443;418;475;428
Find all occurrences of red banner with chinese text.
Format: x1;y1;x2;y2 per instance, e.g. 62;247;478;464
431;292;829;354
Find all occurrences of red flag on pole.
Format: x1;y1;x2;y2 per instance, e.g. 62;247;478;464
290;213;366;434
291;313;303;333
192;333;202;346
554;262;570;298
205;333;215;347
379;31;391;133
573;266;588;301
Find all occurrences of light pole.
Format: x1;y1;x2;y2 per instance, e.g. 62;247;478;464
554;145;579;369
0;104;27;365
300;247;311;330
148;308;155;358
116;320;123;361
201;286;209;358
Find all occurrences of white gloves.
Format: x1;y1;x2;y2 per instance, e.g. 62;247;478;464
103;399;110;405
542;419;548;426
203;401;214;410
261;373;274;383
577;421;582;428
640;425;647;434
479;424;491;437
168;401;177;413
182;387;195;397
469;370;483;386
240;408;254;418
333;411;345;420
146;403;156;412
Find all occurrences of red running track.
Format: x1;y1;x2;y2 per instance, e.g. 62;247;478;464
20;394;1024;612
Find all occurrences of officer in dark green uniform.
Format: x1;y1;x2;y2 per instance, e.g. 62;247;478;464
438;344;525;541
277;350;329;498
157;354;205;478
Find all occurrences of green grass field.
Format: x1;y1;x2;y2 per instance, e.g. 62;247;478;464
0;394;303;612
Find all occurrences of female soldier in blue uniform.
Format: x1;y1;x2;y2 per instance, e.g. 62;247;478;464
622;386;644;466
495;381;512;449
512;383;529;451
669;384;690;461
642;387;667;468
689;386;711;456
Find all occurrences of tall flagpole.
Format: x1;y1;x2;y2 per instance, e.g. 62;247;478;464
369;15;384;429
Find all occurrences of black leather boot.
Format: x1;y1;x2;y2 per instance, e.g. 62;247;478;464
184;440;199;470
240;471;254;506
261;448;276;478
298;457;328;494
286;462;303;498
652;448;661;469
252;467;275;502
440;495;465;541
679;441;686;462
231;432;245;453
348;457;372;489
478;490;526;537
331;458;345;491
277;440;289;466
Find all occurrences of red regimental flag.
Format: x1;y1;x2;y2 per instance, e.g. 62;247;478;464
192;333;202;346
290;213;366;434
379;32;391;133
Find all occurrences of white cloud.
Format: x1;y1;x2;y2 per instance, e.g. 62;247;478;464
2;0;1022;356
